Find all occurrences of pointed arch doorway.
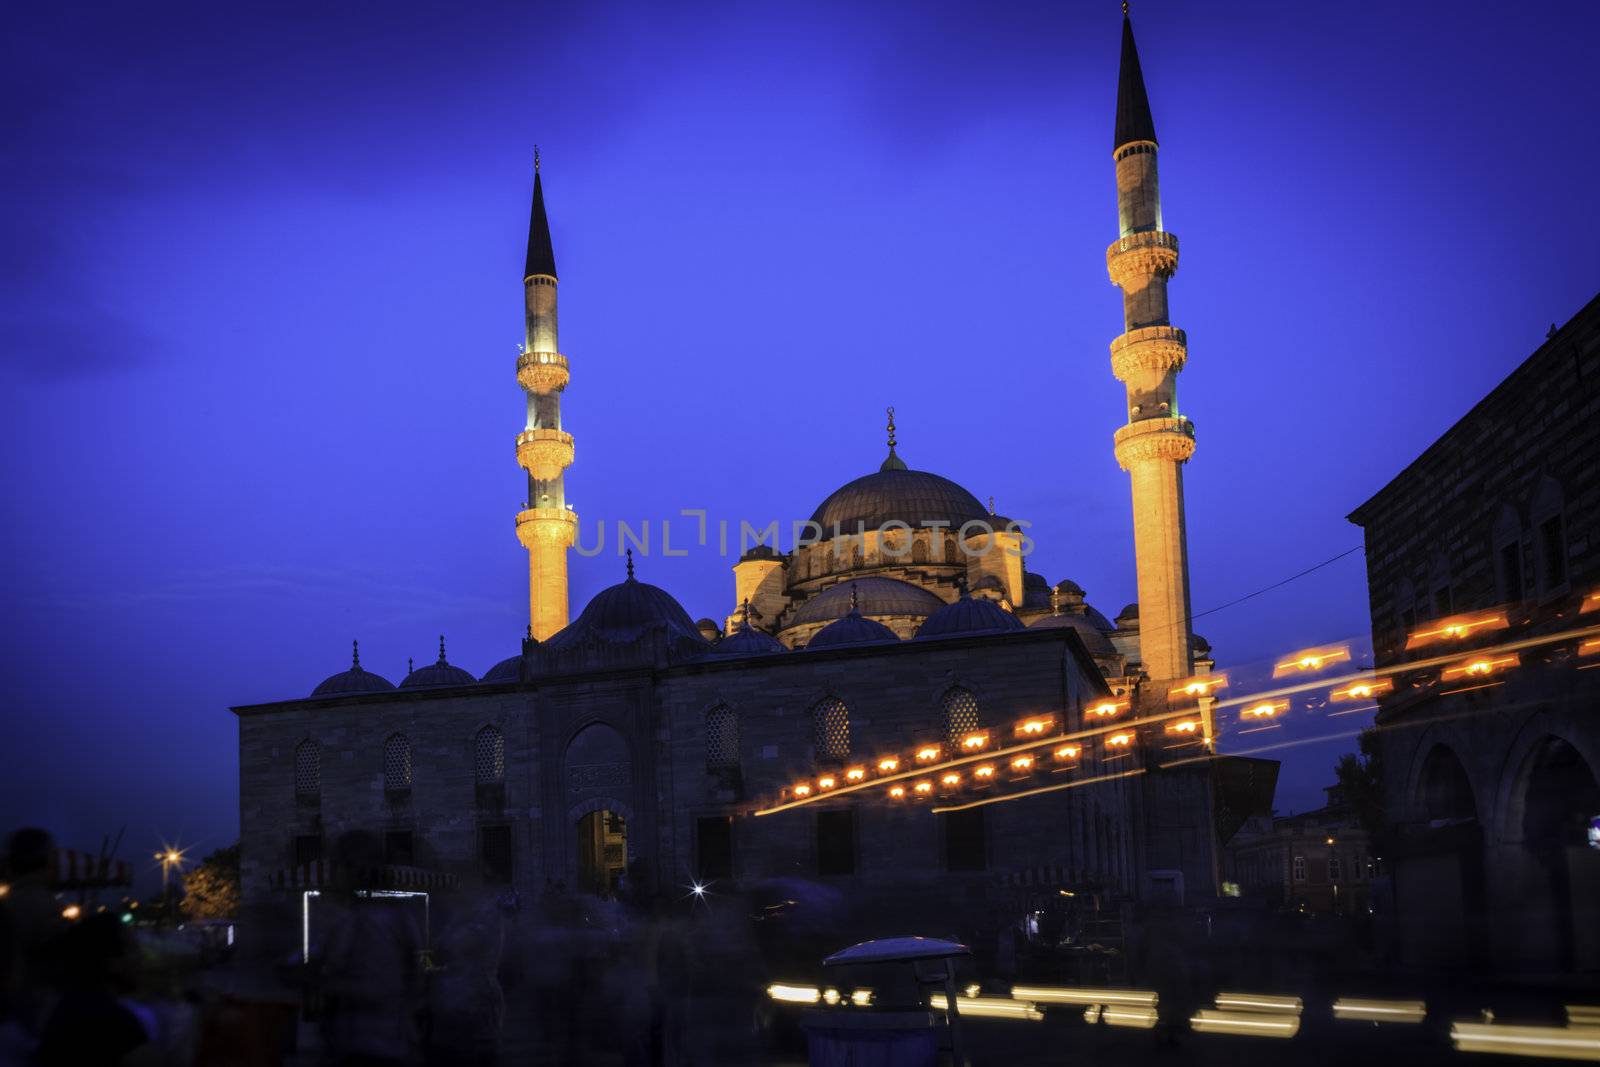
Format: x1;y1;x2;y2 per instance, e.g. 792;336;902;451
576;808;628;897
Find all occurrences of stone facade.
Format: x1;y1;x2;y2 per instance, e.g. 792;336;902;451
1348;292;1600;973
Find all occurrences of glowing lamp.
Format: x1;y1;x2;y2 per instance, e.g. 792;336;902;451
793;784;812;798
1242;701;1284;719
916;746;940;762
1107;733;1134;748
1273;646;1351;677
1404;612;1508;649
1055;745;1080;760
1331;677;1393;703
1169;673;1227;699
62;904;82;921
817;776;837;790
888;785;906;798
961;732;989;750
1087;701;1123;718
1021;719;1049;735
845;767;865;782
913;781;933;795
0;884;9;899
1168;719;1201;734
878;757;900;773
850;990;874;1007
823;988;841;1006
1011;755;1035;770
1443;653;1518;681
941;772;961;787
767;984;821;1004
974;765;996;779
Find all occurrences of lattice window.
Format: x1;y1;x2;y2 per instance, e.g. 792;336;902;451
940;687;982;749
474;725;505;783
706;705;739;770
813;697;850;761
294;739;321;797
384;733;413;791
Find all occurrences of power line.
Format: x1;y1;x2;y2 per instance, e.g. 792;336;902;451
1191;545;1364;624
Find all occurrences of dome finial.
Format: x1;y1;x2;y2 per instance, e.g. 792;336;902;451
626;547;635;580
880;405;908;471
1122;0;1128;15
1049;587;1064;615
849;582;859;615
534;144;540;173
987;495;996;515
740;598;752;630
352;639;361;669
408;656;414;674
438;635;448;664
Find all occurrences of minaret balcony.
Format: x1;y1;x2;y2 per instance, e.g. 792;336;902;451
1106;230;1179;288
516;506;577;550
517;350;569;395
1113;416;1196;470
516;429;575;480
1110;325;1187;389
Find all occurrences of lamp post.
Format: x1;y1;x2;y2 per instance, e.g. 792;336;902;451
156;847;184;921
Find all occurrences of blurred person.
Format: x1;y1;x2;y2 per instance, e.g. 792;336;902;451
425;896;504;1067
33;913;153;1066
0;828;65;1063
315;832;424;1067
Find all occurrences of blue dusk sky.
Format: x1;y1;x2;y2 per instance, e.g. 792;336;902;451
3;0;1596;875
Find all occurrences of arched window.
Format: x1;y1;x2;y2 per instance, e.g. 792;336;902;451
294;739;321;798
940;687;982;749
1492;504;1524;603
706;705;739;770
813;697;850;761
912;537;929;565
474;725;505;784
1531;477;1567;594
384;733;413;791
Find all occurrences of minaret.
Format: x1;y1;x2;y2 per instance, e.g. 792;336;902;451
514;152;577;639
1106;6;1194;682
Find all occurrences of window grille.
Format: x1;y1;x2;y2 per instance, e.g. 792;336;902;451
940;688;982;749
384;733;413;791
294;739;321;797
474;725;505;783
1292;855;1306;882
706;705;739;770
813;697;850;761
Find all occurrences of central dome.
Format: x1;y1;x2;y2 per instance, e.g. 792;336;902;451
810;466;989;541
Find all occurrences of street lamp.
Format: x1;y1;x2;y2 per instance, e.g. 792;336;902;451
155;844;187;919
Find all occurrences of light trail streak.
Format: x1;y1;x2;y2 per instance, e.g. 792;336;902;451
929;994;1044;1020
755;710;1198;816
1215;992;1302;1014
1272;645;1351;677
1405;611;1508;649
1332;998;1426;1024
1010;985;1158;1008
1450;1021;1600;1060
1190;1009;1300;1038
930;768;1147;814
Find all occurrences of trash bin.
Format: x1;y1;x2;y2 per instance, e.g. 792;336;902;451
801;936;970;1067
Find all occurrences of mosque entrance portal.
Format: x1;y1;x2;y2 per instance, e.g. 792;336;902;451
576;809;627;896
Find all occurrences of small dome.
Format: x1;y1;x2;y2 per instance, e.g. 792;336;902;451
917;596;1025;639
739;544;784;563
1028;612;1118;656
1192;633;1212;655
709;625;787;657
1115;603;1140;629
792;577;945;627
1055;579;1085;596
806;612;899;650
545;568;707;652
483;654;523;683
312;641;396;697
401;636;478;689
809;466;989;542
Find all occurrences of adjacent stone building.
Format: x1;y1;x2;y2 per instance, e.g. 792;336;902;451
1224;786;1373;917
1348;292;1600;974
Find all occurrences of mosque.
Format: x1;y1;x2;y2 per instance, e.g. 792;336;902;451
234;11;1252;935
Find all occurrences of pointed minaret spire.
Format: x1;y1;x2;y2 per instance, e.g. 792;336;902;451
515;153;578;640
524;155;558;281
880;405;907;472
1115;6;1157;150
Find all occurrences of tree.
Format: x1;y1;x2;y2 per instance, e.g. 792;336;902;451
1334;728;1385;839
181;843;241;920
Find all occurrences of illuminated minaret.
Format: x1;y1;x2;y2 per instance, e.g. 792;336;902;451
1106;6;1195;682
514;152;577;639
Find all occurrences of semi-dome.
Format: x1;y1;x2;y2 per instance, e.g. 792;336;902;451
544;565;707;652
312;641;396;696
1028;611;1118;656
483;654;524;683
917;595;1025;639
809;466;990;542
792;577;945;627
709;624;787;657
805;611;899;650
401;637;478;689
